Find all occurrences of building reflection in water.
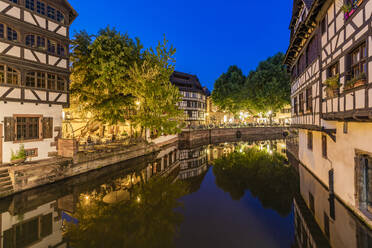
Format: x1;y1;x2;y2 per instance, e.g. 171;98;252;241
294;162;372;248
0;140;371;247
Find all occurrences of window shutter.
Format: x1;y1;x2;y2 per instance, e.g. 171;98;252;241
42;117;53;139
4;117;15;142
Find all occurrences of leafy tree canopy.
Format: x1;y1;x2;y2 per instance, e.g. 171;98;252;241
70;27;182;135
244;52;290;113
211;65;246;114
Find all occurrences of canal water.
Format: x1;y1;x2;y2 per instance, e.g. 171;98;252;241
0;139;371;248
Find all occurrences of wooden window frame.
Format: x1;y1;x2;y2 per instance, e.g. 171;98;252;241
299;92;305;114
25;148;38;158
0;65;20;85
348;42;367;80
328;61;339;78
294;96;298;116
306;87;313;113
13;114;43;143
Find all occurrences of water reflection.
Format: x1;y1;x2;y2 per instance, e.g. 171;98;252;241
0;139;370;247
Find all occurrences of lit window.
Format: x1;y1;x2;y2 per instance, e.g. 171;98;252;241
37;72;45;88
26;72;36;87
47;74;56;90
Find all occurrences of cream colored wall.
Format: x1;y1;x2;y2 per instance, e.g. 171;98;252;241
299;122;372;211
299;164;359;248
0;102;62;163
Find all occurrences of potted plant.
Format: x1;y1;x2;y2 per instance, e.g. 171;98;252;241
10;144;27;165
323;74;340;98
345;73;367;90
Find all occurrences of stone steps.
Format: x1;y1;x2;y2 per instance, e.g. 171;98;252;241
0;168;13;195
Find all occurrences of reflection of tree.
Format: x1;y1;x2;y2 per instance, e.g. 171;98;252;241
65;177;187;248
213;148;298;216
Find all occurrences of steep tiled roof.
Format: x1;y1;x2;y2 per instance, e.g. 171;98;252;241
170;71;205;94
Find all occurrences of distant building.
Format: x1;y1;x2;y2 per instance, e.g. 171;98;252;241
170;71;207;126
285;0;372;225
0;0;77;164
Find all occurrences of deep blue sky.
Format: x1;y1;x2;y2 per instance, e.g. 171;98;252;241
68;0;293;90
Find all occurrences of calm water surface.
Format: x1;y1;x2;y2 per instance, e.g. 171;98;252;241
0;140;371;248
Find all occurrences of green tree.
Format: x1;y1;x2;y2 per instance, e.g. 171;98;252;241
70;27;182;136
65;177;187;248
211;65;246;114
70;27;142;125
213;147;298;216
244;53;290;113
128;39;183;136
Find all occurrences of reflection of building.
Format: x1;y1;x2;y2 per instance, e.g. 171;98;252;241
1;200;65;248
0;0;77;163
170;71;207;126
179;146;208;179
285;0;372;224
294;164;372;248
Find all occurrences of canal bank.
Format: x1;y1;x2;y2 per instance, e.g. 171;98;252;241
0;127;287;199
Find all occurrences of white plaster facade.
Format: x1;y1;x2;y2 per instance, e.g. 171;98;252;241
0;102;62;163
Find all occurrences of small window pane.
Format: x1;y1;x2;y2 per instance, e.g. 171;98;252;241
0;65;4;83
37;36;45;48
7;67;18;85
0;24;4;38
25;0;34;10
47;6;55;19
26;35;35;47
47;74;56;90
7;27;17;42
37;1;45;15
37;72;45;88
26;72;36;87
48;40;55;53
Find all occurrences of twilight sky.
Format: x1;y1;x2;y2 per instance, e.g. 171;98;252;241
68;0;293;90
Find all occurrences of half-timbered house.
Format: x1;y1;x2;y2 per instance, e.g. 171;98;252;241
0;0;77;163
285;0;372;224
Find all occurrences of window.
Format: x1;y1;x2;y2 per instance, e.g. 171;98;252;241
298;54;306;75
7;27;17;41
47;6;55;19
307;131;313;150
16;117;40;140
349;43;367;80
25;148;38;157
322;135;327;158
47;40;56;53
294;97;298;115
57;44;65;56
321;17;326;35
306;36;318;66
26;72;36;87
57;76;65;91
343;122;348;134
328;62;339;77
47;74;56;90
56;10;64;23
6;67;19;85
8;0;18;3
37;1;45;15
306;88;313;112
25;0;34;10
37;36;45;48
26;34;35;47
0;24;4;38
299;93;304;113
324;213;330;239
37;72;45;88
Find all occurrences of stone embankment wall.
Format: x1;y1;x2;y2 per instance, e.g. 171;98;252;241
179;127;288;148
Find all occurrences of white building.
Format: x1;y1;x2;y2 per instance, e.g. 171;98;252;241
0;0;77;164
285;0;372;224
